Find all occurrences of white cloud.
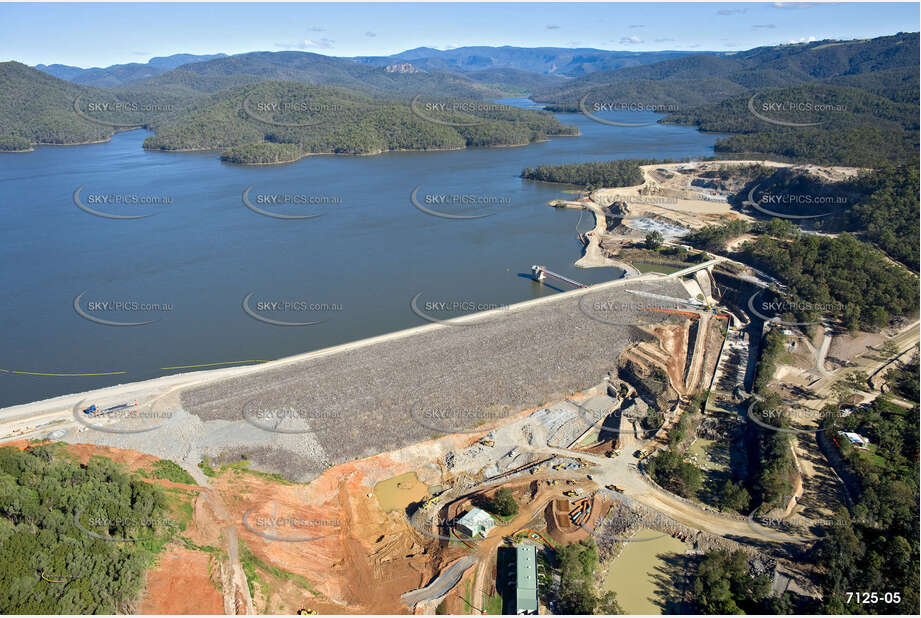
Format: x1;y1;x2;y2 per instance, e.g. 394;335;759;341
308;26;326;32
629;24;645;29
365;32;377;38
718;8;747;16
546;24;560;30
753;24;777;29
788;35;817;44
773;2;825;9
276;38;335;50
654;37;676;43
619;36;644;45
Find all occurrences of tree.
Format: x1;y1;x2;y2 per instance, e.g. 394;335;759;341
645;231;664;250
879;338;900;360
831;380;854;405
485;487;518;517
718;480;751;513
555;541;618;614
691;549;771;614
597;591;623;615
646;449;703;498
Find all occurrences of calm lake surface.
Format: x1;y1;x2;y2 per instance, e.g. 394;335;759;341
0;100;721;406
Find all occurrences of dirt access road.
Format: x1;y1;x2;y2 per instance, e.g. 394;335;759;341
187;464;255;615
541;445;808;547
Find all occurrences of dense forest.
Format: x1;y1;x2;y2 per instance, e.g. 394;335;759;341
684;220;918;331
520;158;661;187
0;135;32;152
0;445;179;613
143;81;577;164
665;83;918;167
845;165;920;270
689;549;793;614
0;62;191;147
738;232;918;331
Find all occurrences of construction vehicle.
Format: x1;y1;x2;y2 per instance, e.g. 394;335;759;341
478;438;494;447
605;484;624;493
422;495;440;509
634;447;654;460
297;609;317;615
563;490;579;498
82;402;134;417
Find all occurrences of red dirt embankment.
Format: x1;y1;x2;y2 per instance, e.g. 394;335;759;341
139;546;224;615
216;449;468;614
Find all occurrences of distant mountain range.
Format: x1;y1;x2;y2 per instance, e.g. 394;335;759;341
6;34;918;167
350;45;704;77
535;33;921;107
34;47;704;89
127;51;504;99
35;53;227;88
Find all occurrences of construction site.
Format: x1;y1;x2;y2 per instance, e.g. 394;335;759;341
125;266;815;615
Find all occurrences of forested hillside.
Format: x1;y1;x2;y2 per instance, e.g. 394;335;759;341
143;81;577;164
722;164;919;269
132;51;503;99
0;62;194;148
521;159;658;187
534;33;920;166
666;83;918;167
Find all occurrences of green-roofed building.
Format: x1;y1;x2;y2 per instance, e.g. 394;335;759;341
515;544;539;614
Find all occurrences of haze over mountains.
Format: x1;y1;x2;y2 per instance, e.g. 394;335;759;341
350;45;702;76
536;33;921;106
34;46;703;88
35;53;228;88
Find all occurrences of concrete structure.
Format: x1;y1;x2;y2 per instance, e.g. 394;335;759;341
456;507;495;539
839;431;870;449
515;544;539;615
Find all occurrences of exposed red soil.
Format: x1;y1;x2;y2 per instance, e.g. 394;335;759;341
213;452;465;614
139;545;224;615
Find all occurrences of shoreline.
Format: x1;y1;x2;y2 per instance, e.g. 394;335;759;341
210;132;578;166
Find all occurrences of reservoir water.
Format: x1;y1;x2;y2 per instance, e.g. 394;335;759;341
0;101;721;407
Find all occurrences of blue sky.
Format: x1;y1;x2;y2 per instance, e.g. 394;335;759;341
2;2;918;67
